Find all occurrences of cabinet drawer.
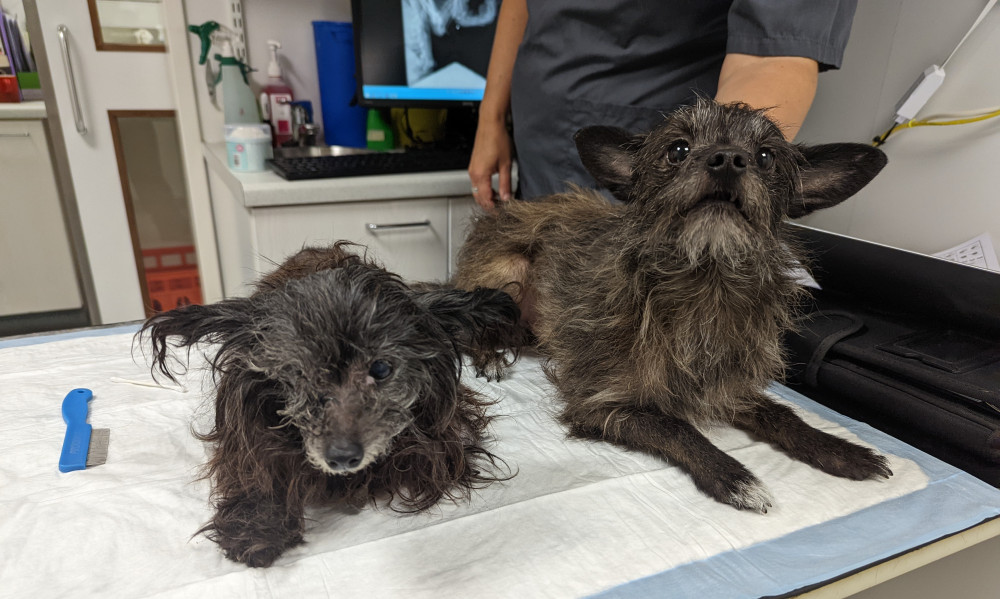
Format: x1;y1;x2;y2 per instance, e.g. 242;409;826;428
254;198;450;282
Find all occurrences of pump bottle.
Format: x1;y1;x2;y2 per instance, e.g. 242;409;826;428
188;21;260;124
260;40;295;146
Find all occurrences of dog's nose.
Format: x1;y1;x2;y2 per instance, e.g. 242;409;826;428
325;441;365;471
706;149;749;179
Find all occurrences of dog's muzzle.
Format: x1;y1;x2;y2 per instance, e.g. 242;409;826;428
325;440;365;471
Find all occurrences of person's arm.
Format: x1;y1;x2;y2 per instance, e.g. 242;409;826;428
468;0;528;211
714;53;819;140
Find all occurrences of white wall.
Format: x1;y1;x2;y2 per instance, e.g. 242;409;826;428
796;0;1000;258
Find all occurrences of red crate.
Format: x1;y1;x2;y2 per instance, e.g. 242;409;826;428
142;246;203;313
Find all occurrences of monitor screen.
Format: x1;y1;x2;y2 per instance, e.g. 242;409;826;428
352;0;499;107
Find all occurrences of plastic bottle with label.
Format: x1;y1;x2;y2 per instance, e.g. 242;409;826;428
188;21;260;124
216;38;260;124
260;40;295;146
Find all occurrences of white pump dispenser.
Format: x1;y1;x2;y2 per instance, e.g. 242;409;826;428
266;40;283;78
259;39;295;145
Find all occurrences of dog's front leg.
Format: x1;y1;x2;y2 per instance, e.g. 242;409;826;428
733;393;893;481
567;407;774;513
205;490;305;568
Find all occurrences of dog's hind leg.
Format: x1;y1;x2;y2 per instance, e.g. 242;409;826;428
733;392;893;481
568;406;774;513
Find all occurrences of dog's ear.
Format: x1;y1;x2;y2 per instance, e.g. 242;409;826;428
139;298;256;382
416;285;525;381
416;286;522;346
790;143;888;218
415;286;524;370
574;126;641;202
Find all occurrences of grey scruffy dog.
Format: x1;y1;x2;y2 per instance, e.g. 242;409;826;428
140;243;524;567
454;100;892;512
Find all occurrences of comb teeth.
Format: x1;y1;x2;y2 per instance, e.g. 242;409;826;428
86;428;110;467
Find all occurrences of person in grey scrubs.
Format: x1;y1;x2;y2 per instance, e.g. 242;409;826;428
468;0;859;210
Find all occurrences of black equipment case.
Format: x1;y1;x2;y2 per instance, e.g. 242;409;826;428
784;225;1000;487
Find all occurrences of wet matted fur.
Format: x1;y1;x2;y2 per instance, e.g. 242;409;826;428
454;100;892;512
139;242;524;567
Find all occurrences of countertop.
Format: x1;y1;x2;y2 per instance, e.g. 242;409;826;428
203;142;473;209
0;101;46;120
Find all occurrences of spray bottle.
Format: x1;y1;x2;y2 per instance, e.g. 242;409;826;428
188;21;260;124
260;40;295;146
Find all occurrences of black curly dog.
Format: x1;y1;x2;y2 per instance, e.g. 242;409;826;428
140;243;525;567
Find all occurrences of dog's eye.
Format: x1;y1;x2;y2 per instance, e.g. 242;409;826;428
666;140;690;164
756;148;774;170
368;360;392;381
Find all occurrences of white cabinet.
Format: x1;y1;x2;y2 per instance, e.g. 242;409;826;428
0;119;82;316
254;197;454;282
202;142;478;295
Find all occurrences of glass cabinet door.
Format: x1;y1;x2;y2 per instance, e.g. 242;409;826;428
87;0;165;52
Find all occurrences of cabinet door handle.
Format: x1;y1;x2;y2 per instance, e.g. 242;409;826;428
366;220;432;232
56;25;87;135
0;132;31;137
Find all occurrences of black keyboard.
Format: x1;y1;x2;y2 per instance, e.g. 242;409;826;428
268;149;471;180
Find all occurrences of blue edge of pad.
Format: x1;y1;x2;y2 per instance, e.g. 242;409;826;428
5;324;998;597
0;322;142;350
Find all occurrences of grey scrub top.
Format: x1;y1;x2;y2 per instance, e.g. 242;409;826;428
509;0;859;200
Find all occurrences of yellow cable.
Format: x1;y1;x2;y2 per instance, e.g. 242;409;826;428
872;108;1000;146
902;107;1000;128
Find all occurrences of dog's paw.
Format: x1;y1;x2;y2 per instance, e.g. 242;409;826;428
205;495;306;568
726;478;775;514
786;431;894;481
816;439;893;481
224;540;284;568
695;465;774;514
218;533;304;568
471;351;513;382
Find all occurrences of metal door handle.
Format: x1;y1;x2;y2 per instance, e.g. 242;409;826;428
57;25;87;135
366;220;432;232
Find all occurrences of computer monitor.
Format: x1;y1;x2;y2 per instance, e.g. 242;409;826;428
351;0;498;107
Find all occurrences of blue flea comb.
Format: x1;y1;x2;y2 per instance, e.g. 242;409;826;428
59;388;110;472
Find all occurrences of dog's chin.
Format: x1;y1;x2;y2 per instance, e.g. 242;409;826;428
674;206;761;266
686;191;748;220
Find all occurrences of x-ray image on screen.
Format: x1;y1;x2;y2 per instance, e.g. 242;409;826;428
401;0;499;91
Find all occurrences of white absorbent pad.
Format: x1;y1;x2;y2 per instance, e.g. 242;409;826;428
1;325;999;599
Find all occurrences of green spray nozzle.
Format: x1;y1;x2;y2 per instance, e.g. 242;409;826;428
214;54;253;86
188;21;222;65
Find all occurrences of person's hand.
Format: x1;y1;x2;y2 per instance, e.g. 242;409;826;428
468;118;513;211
